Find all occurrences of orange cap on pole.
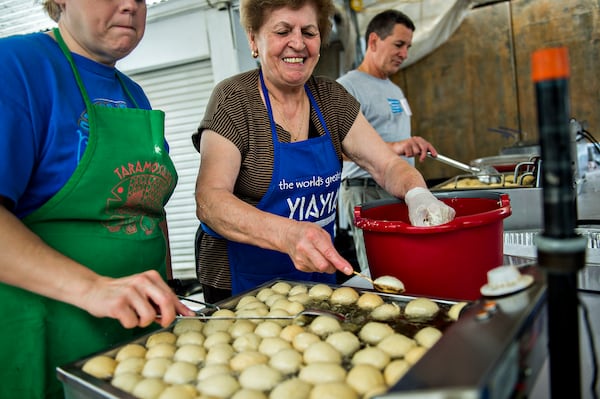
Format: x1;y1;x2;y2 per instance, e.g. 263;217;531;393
531;47;570;82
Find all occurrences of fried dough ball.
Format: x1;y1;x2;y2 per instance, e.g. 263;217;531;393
264;294;286;308
285;300;305;316
376;333;416;358
370;303;401;321
280;324;305;342
236;295;260;309
299;362;346;384
82;355;116;379
325;331;361;357
158;385;197;399
309;382;358;399
141;358;172;379
176;330;205;347
269;348;303;374
384;359;411;386
303;341;342;364
114;357;145;375
448;301;468;321
111;372;143;393
145;331;177;347
288;283;308;296
270;298;293;312
329;286;359;305
236;305;269;319
205;343;235;365
404;298;439;319
239;364;283;391
163;361;197;385
173;344;206;364
363;385;388;399
203;310;236;335
287;293;312;305
271;281;292;295
196;364;231;381
404;346;428;365
172;318;204;335
256;288;275;302
132;378;167;399
209;307;236;317
229;351;269;372
356;292;384;310
196;373;240;398
292;332;321;352
351;347;390;370
358;322;395;345
308;315;342;338
346;364;385;396
414;326;442;349
203;330;231;348
251;321;280;338
269;377;312;399
229;320;257;338
266;308;294;327
115;344;147;361
233;332;262;352
145;343;176;359
308;284;333;300
231;389;268;399
258;336;292;357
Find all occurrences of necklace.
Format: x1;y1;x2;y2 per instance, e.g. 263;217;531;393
270;94;308;142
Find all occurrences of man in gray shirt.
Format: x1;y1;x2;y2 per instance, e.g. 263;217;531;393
337;9;439;273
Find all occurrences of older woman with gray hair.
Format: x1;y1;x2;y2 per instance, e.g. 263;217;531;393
192;0;455;303
0;1;194;397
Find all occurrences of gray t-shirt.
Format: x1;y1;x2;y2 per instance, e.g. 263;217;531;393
337;70;413;180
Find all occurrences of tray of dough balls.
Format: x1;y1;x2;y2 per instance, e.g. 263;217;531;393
57;279;470;399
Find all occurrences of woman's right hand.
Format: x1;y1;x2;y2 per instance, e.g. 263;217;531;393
283;221;354;276
81;270;196;329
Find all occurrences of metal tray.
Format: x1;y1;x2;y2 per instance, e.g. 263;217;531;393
57;280;467;399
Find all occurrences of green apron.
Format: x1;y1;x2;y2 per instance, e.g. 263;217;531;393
0;29;177;399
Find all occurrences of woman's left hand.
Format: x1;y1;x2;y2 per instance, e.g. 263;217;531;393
390;136;437;162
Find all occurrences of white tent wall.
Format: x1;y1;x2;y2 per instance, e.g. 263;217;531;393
119;1;253;279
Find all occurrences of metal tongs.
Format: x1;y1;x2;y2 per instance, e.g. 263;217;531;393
170;308;346;322
427;152;501;184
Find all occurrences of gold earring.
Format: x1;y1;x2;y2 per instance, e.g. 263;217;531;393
251;49;258;58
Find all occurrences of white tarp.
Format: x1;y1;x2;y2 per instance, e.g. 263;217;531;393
351;0;472;68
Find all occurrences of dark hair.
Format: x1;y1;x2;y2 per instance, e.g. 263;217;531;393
364;9;415;44
240;0;335;45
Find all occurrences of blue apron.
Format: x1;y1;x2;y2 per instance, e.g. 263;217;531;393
205;72;341;294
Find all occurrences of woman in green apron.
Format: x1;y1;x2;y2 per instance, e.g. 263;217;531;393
0;1;194;397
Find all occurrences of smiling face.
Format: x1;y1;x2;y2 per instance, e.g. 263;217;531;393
54;0;147;66
370;23;413;78
249;3;321;92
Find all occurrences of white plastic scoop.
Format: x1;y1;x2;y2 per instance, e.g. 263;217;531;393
352;271;405;294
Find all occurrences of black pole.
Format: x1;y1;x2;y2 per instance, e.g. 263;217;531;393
532;47;587;399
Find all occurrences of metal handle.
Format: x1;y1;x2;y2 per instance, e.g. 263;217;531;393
427;152;481;173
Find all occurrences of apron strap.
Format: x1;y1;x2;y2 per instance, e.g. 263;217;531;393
52;28;140;109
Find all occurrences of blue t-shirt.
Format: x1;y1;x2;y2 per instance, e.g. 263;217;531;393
0;32;153;218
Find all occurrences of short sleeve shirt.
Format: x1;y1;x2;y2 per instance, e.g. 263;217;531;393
192;69;360;289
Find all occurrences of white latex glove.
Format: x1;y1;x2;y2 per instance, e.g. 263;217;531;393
404;187;456;227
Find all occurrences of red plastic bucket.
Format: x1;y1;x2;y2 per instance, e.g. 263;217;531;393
354;191;511;301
